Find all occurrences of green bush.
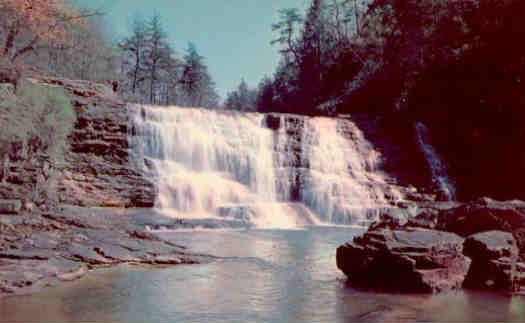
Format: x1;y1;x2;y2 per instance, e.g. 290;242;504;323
0;81;76;162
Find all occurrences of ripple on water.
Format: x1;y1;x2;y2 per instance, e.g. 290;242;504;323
1;227;524;323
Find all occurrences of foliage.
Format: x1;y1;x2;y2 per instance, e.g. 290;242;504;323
253;0;525;199
0;81;75;162
0;2;220;107
119;17;219;107
0;1;116;82
0;0;92;62
250;0;368;114
224;79;257;111
254;0;525;116
178;43;219;108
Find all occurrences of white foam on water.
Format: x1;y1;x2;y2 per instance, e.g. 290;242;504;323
130;105;404;228
415;122;456;200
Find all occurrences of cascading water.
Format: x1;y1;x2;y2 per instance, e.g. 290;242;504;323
130;104;404;228
414;122;456;200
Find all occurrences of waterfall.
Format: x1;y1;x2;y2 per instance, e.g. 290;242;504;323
130;104;404;228
414;122;456;200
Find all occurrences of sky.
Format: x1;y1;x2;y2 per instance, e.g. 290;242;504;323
77;0;308;99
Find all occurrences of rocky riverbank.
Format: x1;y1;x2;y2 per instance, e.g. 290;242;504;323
0;77;208;297
0;205;212;296
337;197;525;294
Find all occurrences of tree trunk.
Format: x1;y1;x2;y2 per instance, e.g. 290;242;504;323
132;50;140;94
12;36;39;62
3;24;18;57
150;64;156;104
354;0;360;35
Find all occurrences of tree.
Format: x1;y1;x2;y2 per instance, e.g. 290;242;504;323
225;79;257;111
43;16;117;81
119;16;148;94
271;8;303;66
297;0;327;109
256;76;275;112
143;14;172;104
162;55;182;105
0;0;98;62
180;43;219;108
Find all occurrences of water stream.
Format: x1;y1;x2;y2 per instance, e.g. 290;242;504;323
130;106;404;227
1;227;523;323
414;122;456;200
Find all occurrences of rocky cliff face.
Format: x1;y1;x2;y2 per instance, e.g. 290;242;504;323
0;77;155;209
0;78;203;297
43;78;155;208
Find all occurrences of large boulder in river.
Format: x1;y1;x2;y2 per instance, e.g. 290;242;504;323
336;229;471;293
462;231;525;292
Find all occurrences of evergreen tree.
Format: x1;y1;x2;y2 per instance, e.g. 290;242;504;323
180;43;219;108
119;16;148;94
256;76;275;113
225;79;257;111
143;14;172;104
271;8;303;66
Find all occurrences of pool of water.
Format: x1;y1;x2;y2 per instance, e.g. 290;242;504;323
1;226;525;322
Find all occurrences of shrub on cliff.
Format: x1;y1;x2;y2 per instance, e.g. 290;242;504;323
0;81;75;163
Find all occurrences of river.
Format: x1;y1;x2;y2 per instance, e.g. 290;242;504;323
1;226;524;323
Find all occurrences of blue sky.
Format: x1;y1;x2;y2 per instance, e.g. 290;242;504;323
77;0;307;99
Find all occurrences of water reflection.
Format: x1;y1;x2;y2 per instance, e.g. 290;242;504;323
1;227;524;323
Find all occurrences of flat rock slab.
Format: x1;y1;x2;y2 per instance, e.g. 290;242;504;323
93;243;140;262
337;229;471;293
67;244;115;265
0;206;211;297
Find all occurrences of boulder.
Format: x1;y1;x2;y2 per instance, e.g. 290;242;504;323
336;229;471;293
437;198;525;236
0;199;21;214
463;231;525;291
374;198;525;237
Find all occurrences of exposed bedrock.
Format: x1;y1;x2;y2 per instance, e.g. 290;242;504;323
463;231;525;291
50;78;156;208
0;206;210;297
337;198;525;294
336;229;470;293
0;77;155;209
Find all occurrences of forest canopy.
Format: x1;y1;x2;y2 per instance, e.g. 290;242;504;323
0;0;219;108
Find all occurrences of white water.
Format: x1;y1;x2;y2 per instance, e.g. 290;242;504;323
130;105;404;228
415;122;456;200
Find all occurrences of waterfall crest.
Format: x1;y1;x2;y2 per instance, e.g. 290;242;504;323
130;105;404;228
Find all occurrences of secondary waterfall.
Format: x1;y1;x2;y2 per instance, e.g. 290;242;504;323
130;105;404;228
414;122;456;200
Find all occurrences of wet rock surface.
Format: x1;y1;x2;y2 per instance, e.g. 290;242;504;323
338;198;525;294
436;198;525;236
463;231;525;292
1;78;155;210
374;198;525;238
337;229;470;293
0;78;211;298
0;206;211;297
